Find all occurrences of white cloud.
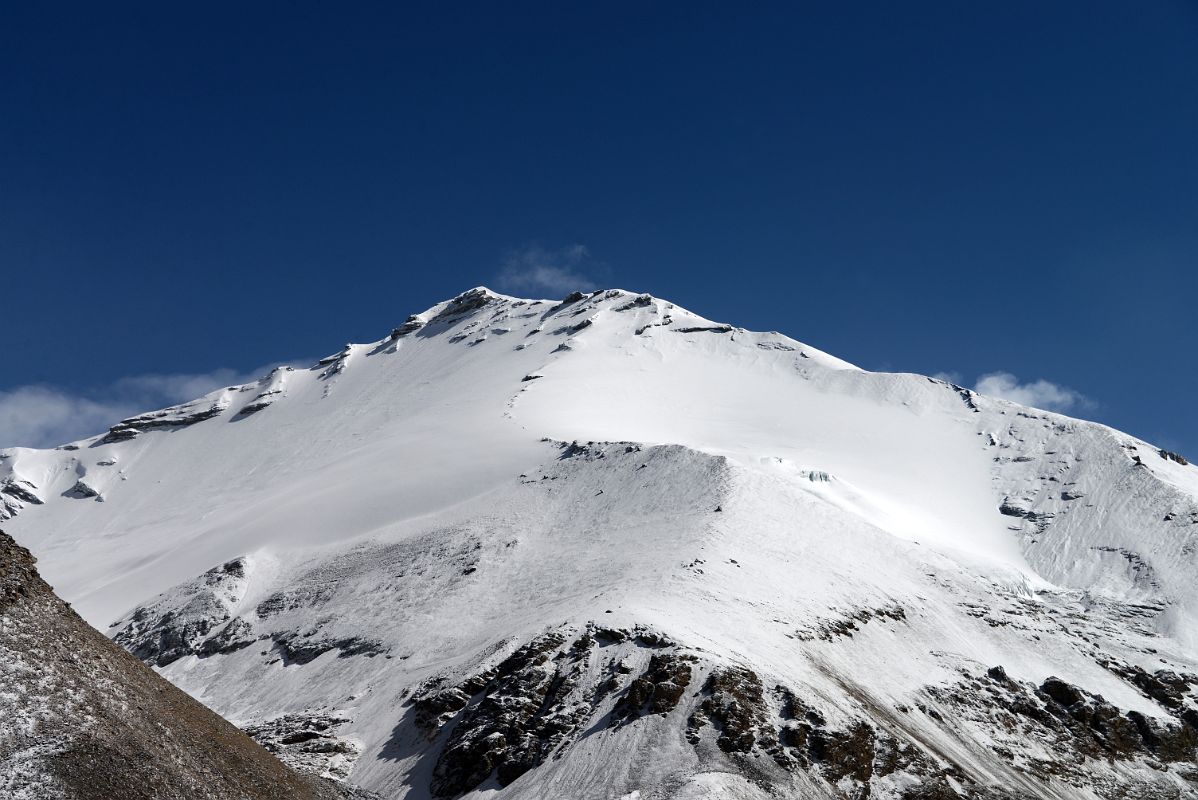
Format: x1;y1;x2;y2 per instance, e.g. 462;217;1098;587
108;369;259;402
495;243;598;297
0;364;296;450
0;386;126;451
974;371;1089;412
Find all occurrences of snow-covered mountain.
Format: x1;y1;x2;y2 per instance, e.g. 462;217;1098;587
2;287;1196;799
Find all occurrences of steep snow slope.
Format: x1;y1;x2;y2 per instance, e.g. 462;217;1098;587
3;288;1196;799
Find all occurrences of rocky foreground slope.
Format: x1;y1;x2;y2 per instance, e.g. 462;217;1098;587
3;287;1197;798
0;530;373;799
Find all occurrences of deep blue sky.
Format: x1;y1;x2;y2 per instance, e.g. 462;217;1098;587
2;3;1196;453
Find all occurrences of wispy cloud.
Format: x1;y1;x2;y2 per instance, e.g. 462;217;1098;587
495;243;599;297
973;371;1090;413
0;364;294;449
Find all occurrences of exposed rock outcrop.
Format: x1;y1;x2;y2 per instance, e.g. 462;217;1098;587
111;557;250;667
245;713;361;782
99;396;230;443
269;630;388;666
0;478;42;521
394;626;1196;799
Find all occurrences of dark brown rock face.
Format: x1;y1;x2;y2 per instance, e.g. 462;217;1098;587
612;652;695;722
408;624;702;798
423;632;591;796
687;666;768;753
923;667;1198;796
400;623;1197;800
0;530;363;800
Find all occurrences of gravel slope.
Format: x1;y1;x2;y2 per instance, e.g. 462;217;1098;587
0;530;371;800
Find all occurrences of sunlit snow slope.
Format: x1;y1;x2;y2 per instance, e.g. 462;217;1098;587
3;288;1196;799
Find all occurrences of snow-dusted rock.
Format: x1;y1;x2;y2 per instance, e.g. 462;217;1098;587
0;531;368;799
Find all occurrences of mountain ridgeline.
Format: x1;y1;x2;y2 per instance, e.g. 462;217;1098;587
2;287;1197;799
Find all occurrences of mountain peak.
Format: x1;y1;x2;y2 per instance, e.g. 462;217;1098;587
3;286;1197;799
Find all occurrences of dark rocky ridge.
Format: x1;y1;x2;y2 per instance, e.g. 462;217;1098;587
397;625;1197;799
99;398;228;444
0;530;369;800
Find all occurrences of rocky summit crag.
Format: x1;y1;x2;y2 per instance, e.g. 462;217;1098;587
2;287;1196;798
